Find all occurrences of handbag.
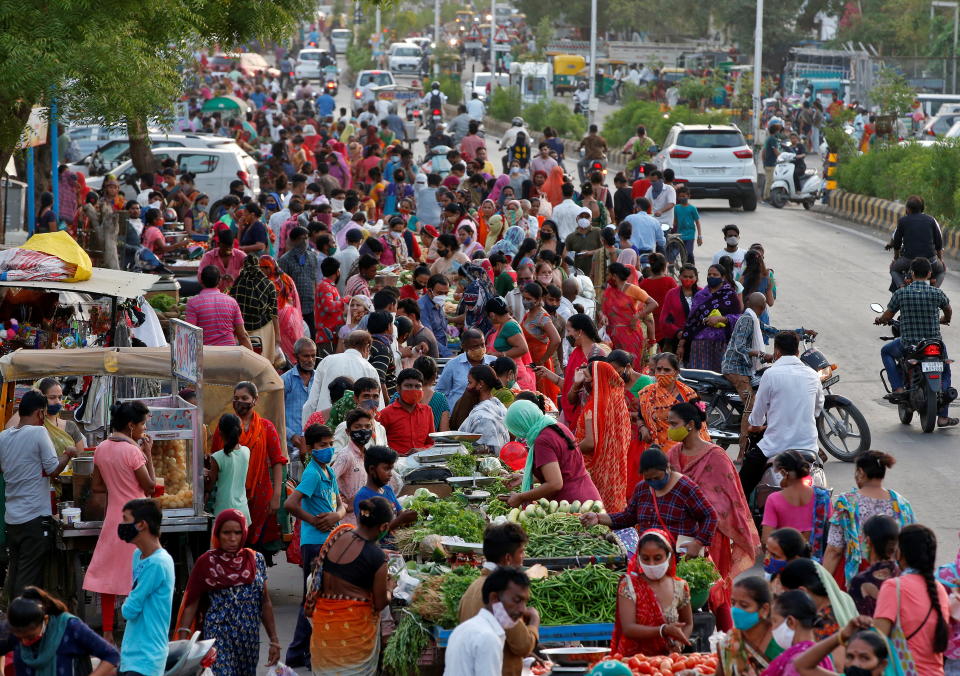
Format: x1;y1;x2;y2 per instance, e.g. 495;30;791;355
886;578;919;676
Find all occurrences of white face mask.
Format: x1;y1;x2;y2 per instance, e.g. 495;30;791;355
772;618;795;648
640;555;671;580
491;601;518;629
577;217;591;230
331;198;345;213
433;295;446;307
725;235;739;247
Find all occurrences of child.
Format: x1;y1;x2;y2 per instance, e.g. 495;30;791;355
355;445;418;537
283;423;345;667
119;499;174;676
207;414;251;524
672;185;702;264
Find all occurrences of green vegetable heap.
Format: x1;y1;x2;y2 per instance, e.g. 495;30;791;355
529;564;620;625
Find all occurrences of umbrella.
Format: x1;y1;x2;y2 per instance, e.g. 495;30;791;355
200;95;250;114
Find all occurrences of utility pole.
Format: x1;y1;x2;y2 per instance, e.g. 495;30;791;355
490;0;496;73
588;0;598;126
752;0;764;149
433;0;440;77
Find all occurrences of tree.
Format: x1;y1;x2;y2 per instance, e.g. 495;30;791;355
533;16;555;58
869;68;916;115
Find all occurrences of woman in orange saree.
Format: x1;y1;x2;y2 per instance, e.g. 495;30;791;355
575;360;630;513
520;282;562;405
259;255;304;364
637;353;710;448
601;263;654;371
210;382;288;554
665;401;760;631
542;165;565;207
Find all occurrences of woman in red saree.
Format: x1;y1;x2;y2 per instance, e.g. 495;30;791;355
575;360;630;513
560;314;610;426
612;528;693;657
607;350;648;486
542;165;565;207
210;382;288;554
520;282;562;406
601;262;656;371
665;402;760;631
259;255;304;364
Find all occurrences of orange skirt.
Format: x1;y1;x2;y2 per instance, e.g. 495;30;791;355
310;598;380;675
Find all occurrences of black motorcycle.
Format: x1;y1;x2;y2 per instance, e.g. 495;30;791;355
680;335;870;462
871;302;957;433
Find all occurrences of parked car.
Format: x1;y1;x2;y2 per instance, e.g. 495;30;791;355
404;37;432;51
68;134;236;177
65;125;129;161
920;110;960;137
330;29;351;53
388;42;422;74
86;146;260;200
653;123;758;211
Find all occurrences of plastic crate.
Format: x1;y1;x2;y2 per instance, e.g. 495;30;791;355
433;623;614;647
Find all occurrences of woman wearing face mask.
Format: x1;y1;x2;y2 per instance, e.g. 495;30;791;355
210;382;287;554
337;295;374;346
847;515;901;616
457;221;485;258
761;450;832;561
765;528;812;589
601;262;657;371
521;282;562;403
637;353;709;447
763;591;835;676
561;314;610;425
486;296;537;391
378;216;410;266
6;378;85;456
793;617;890;676
0;586;119;676
535;260;560;289
575;359;631;513
677;263;741;371
611;529;693;656
581;447;717;560
455;263;497;336
822;451;914;587
659;264;699;355
478;199;503;249
332;408;380;526
603;350;646;482
183;193;210;239
177;510;280;673
537;219;561;256
259;254;305;365
780;558;859;662
306;496;394;675
82;401;156;644
718;577;783;674
457;365;511;451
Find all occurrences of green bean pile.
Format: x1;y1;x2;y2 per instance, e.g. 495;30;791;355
525;533;622;559
529;564;621;625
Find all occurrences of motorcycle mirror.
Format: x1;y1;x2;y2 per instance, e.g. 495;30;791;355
870;302;885;313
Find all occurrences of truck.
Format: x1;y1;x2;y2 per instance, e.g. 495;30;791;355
509;61;552;104
781;46;875;107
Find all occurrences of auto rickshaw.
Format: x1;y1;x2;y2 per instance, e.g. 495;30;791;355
552;54;586;95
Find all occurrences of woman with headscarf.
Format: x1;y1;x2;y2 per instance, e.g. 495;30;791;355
337;295;373;344
574;359;631;513
520;282;561;404
177;510;280;676
611;529;693;657
488;174;511;204
456;220;484;258
543;166;566;207
231;255;281;367
478;199;503;249
457;365;510;451
326;141;353;189
489;225;525;260
258;255;305;364
210;382;288;555
502;199;524;238
501;399;601;508
457;263;496;336
637;353;708;448
677;263;741;371
602;262;657;371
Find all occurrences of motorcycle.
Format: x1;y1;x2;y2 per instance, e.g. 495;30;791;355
323;74;338;96
871;302;957;433
768;148;822;210
680;334;870;461
426;106;443;133
164;632;216;676
573;88;590;117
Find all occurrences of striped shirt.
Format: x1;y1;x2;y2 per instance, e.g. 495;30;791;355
185;288;244;346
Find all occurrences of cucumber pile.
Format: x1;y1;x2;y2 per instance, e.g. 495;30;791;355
505;497;606;524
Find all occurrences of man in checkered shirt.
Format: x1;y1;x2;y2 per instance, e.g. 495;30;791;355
875;257;955;426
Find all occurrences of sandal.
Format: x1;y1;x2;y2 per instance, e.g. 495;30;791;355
937;417;959;428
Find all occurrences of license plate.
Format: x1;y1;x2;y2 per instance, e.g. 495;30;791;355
698;167;725;175
922;361;944;372
823;374;840;387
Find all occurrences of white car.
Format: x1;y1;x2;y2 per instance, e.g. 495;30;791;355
87;146;259;201
68;133;235;176
294;48;334;80
463;72;508;103
653;123;758;211
387;42;422;74
330;28;351;53
352;70;396;113
404;37;432;51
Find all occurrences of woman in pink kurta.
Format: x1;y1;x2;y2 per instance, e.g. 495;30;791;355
82;401;156;643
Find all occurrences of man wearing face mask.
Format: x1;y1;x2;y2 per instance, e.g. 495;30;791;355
446;567;533;675
281;337;318;465
458;524;541;676
436;328;496;410
302;331;384;421
624;197;665;258
564;207;603;274
712;224;748;280
417;274;453;358
279;226;320;338
644;169;676;226
378;368;435;455
0;390;77;598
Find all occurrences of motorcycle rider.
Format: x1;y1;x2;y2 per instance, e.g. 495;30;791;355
888;195;946;288
874;257;956;426
573;80;591;115
447;104;471;146
499;117;530;151
421;81;447;131
787;132;807;193
739;331;824;497
577;124;608;183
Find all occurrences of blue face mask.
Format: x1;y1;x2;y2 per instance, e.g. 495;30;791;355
706;276;723;288
731;606;761;631
311;446;335;465
763;556;787;576
646;475;669;490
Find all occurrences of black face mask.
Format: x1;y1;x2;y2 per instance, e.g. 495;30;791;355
437;249;449;258
349;429;373;447
544;303;559;314
566;335;576;347
844;668;873;676
117;522;139;543
541;232;553;240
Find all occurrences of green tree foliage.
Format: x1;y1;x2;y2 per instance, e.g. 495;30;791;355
489;86;523;122
869;69;916;116
533;16;555;58
833;0;933;56
602;100;731;148
523;101;586;139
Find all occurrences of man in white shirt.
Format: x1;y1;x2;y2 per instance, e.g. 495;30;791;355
302;331;383;421
624;197;665;254
466;92;486;121
710;223;748;280
551;182;582;241
334;228;362;295
443;567;532;676
644;169;677;226
741;331;824;496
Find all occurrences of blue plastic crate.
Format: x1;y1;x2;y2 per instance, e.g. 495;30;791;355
433;622;613;647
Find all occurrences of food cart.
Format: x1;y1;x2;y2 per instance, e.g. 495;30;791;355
0;345;286;620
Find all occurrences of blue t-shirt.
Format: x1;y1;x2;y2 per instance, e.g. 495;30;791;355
240;220;269;249
121;548;175;676
296;461;339;546
354;484;402;517
674;203;700;241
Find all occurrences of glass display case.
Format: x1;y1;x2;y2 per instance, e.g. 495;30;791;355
135;395;201;516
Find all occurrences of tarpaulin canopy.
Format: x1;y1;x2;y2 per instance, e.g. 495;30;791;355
200;95;250;114
0;267;163;299
0;346;286;451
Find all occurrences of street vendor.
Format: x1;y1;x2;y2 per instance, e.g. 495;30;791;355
5;377;85;455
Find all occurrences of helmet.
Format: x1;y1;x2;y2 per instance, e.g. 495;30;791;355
431;81;440;90
578;81;588;90
511;116;524;127
163;208;178;223
588;661;633;676
768;117;783;130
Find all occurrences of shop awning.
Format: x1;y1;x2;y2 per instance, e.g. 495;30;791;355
0;267;165;299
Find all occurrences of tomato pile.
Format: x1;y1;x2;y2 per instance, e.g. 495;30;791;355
608;652;718;676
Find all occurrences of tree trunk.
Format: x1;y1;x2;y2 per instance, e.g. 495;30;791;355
127;116;157;175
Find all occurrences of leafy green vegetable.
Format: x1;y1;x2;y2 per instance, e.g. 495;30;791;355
676;557;721;594
382;610;431;675
529;564;620;625
446;452;477;477
148;294;176;312
439;566;482;628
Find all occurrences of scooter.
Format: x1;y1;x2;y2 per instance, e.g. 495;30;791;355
768;149;822;210
871;302;957;433
680;333;870;461
164;632;216;676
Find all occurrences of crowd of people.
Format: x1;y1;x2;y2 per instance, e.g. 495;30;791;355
5;42;959;676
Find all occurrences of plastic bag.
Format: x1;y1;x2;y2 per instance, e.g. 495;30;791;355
20;231;92;281
265;664;298;676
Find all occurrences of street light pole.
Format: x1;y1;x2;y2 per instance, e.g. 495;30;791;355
752;0;764;149
433;0;440;78
588;0;597;126
490;0;496;73
932;1;959;94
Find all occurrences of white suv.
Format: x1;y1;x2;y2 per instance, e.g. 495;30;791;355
653;123;758;211
387;42;422;74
